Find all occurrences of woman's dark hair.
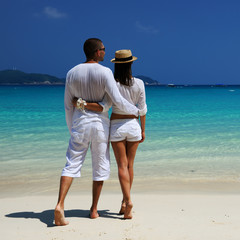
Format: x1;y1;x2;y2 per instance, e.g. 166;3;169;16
83;38;103;59
114;62;133;86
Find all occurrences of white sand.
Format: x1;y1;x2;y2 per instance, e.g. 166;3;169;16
1;192;240;240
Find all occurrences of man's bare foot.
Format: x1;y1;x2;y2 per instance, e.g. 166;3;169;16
90;207;99;219
54;206;69;226
124;202;133;219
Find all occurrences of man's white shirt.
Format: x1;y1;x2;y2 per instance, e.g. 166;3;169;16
64;63;139;133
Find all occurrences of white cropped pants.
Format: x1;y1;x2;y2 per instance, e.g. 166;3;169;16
62;119;110;181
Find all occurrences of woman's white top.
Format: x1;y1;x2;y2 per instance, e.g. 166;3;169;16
100;77;147;116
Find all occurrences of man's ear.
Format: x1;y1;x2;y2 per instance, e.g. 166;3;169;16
95;49;100;58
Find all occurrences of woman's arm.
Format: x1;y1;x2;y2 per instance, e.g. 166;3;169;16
72;97;103;112
139;115;146;143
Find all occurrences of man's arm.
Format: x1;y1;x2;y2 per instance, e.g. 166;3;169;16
64;81;74;133
104;69;139;116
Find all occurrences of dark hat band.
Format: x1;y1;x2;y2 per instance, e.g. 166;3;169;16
115;56;133;62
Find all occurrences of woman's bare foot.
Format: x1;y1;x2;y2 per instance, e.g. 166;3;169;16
54;205;69;226
124;202;133;219
90;207;99;219
119;200;126;215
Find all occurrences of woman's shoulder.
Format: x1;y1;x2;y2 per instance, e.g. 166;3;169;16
132;77;145;88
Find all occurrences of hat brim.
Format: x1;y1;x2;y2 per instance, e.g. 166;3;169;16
111;56;137;63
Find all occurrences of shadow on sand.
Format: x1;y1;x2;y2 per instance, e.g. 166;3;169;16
5;209;122;227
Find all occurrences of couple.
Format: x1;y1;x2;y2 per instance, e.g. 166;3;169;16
54;38;147;226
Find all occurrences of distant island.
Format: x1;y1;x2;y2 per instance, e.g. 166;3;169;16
0;70;65;85
0;70;160;85
134;75;160;85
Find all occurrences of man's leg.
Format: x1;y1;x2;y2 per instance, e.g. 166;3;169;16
90;180;103;219
89;121;110;219
54;176;73;226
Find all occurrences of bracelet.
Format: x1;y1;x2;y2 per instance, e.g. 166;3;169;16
76;98;87;111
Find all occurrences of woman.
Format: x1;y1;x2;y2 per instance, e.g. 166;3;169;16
73;49;147;219
109;50;147;219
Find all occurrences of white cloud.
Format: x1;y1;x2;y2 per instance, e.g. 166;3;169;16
43;7;67;19
135;21;159;34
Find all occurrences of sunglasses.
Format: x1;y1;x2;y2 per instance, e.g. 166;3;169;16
98;47;105;52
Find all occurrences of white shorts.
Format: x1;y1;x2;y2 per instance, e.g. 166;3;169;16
110;118;142;142
62;120;110;181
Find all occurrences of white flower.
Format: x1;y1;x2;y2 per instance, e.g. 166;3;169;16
76;98;87;112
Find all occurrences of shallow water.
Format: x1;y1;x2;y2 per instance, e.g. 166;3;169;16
0;85;240;195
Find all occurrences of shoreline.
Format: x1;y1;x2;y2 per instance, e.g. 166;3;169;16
1;177;240;199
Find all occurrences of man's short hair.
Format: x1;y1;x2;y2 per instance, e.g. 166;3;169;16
84;38;103;59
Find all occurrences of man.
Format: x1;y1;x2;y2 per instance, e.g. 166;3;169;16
54;38;139;226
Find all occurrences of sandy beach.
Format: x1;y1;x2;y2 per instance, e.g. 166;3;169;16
1;187;240;240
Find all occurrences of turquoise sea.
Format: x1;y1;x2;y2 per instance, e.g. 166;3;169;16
0;85;240;196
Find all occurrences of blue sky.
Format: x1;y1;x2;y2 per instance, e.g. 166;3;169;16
1;0;240;85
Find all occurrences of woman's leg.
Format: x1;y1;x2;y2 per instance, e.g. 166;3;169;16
126;141;139;189
111;140;132;205
123;141;139;219
111;140;139;218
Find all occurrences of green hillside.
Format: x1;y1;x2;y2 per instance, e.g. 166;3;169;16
0;70;65;85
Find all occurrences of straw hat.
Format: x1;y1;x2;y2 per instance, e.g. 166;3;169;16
111;49;137;63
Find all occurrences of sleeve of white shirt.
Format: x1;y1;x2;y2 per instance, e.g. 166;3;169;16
98;93;112;112
104;69;139;116
64;79;74;133
137;80;147;116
